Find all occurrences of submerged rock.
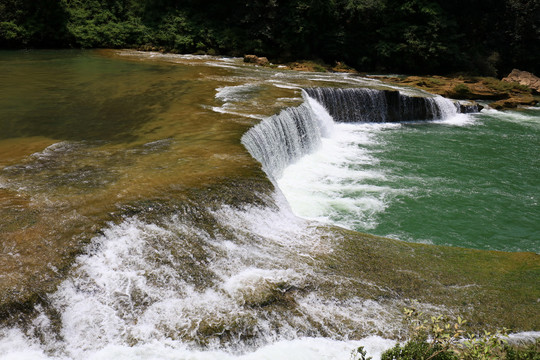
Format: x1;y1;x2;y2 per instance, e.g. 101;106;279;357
491;96;539;110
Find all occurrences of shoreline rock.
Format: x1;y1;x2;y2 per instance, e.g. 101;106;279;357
243;55;537;110
372;74;539;110
503;69;540;94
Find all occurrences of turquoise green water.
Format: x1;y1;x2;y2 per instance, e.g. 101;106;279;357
280;109;540;253
373;111;540;252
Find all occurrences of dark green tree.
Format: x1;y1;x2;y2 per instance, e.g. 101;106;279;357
0;0;538;75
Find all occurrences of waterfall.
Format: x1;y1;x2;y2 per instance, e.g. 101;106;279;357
242;87;477;181
241;91;334;180
305;87;389;122
304;87;465;123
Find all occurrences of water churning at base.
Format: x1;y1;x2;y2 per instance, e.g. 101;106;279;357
242;87;463;180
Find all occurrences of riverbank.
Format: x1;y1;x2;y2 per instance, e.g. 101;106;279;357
373;74;539;110
242;55;539;110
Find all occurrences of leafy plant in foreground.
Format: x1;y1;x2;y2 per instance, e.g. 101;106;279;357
381;307;464;360
351;345;372;360
462;328;509;360
368;307;539;360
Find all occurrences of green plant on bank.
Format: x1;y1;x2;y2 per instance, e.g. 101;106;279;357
478;77;531;93
416;78;445;88
380;307;465;360
452;83;471;98
462;329;509;360
504;339;540;360
351;307;540;360
313;64;328;72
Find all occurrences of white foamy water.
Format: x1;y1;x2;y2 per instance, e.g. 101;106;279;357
0;326;396;360
212;83;268;119
216;84;261;102
432;113;476;126
432;95;459;119
210;105;264;119
484;106;540;129
278;122;403;230
0;191;401;359
275;91;477;234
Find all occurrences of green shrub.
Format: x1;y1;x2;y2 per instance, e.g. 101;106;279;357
379;308;465;360
372;308;540;360
504;339;540;360
0;21;25;43
462;329;509;360
452;83;471;97
382;340;458;360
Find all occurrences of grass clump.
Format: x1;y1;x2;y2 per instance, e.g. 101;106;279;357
452;83;472;98
478;77;531;93
416;78;445;88
504;340;540;360
382;340;458;360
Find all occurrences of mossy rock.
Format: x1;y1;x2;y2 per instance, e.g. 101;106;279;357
450;83;472;99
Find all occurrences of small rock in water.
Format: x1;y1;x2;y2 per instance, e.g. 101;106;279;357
243;54;270;66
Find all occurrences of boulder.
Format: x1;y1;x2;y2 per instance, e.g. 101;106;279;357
502;69;540;93
457;100;484;113
243;55;270;66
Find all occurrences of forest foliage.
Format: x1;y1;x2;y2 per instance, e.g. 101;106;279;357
0;0;539;75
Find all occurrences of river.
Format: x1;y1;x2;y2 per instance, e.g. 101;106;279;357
0;50;538;359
